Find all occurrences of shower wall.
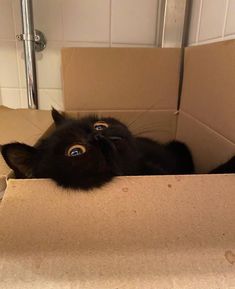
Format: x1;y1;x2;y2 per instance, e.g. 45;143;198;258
0;0;235;109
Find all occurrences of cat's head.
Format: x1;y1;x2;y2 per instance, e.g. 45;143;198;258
1;109;139;189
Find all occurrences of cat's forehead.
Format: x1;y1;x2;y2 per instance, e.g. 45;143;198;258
52;115;127;138
79;115;125;126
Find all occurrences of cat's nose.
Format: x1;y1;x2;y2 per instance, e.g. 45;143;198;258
93;133;105;141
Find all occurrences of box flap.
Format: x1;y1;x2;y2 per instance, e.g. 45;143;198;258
0;106;52;145
177;112;235;172
178;40;235;170
0;106;52;189
62;48;180;111
180;40;235;143
0;175;235;288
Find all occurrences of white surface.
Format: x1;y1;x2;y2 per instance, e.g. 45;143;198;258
33;0;64;42
225;0;235;36
1;0;235;107
0;0;160;109
62;0;110;42
188;0;202;44
199;0;227;41
111;0;158;44
189;0;235;45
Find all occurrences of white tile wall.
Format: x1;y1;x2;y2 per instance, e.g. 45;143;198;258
188;0;202;44
225;0;235;36
34;0;64;41
63;0;110;42
1;0;235;108
189;0;235;46
199;0;227;41
1;0;160;109
111;0;158;45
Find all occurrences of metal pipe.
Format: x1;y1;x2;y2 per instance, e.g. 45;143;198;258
19;0;38;109
155;0;167;47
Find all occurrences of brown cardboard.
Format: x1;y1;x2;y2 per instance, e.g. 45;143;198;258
0;106;52;145
0;106;52;198
177;112;235;172
177;40;235;170
0;175;235;288
180;40;235;143
61;47;181;143
62;47;180;110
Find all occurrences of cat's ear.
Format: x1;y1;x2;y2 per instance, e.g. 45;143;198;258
51;107;66;126
1;143;38;178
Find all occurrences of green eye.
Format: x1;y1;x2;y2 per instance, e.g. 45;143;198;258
94;121;109;131
66;144;86;157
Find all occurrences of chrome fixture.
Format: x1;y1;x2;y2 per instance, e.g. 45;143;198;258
17;0;46;109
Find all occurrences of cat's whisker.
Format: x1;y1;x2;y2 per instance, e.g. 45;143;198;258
1;108;198;190
132;124;164;130
133;129;166;137
132;125;165;134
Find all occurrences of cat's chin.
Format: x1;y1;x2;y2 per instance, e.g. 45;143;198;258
53;173;114;190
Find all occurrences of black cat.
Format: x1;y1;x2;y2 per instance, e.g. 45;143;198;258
0;109;233;190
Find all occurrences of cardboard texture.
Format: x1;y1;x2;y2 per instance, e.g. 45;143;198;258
0;175;235;288
0;42;235;288
177;112;235;173
62;48;180;111
180;40;235;143
61;47;181;143
177;40;235;170
0;106;52;198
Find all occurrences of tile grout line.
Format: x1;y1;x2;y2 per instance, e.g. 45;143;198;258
189;34;235;46
109;0;112;47
195;0;203;44
154;0;161;47
222;0;229;38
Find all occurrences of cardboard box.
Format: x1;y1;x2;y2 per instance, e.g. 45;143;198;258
0;41;235;288
0;106;52;198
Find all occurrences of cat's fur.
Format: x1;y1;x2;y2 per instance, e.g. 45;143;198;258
1;109;234;190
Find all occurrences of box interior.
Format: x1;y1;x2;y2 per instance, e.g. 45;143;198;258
0;40;235;194
61;42;235;172
1;41;235;193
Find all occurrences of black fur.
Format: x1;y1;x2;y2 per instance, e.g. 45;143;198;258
209;156;235;174
1;109;196;190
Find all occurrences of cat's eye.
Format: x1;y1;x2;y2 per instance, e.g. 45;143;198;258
94;121;109;131
66;144;86;157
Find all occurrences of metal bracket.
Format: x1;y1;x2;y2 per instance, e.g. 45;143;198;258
16;29;46;52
